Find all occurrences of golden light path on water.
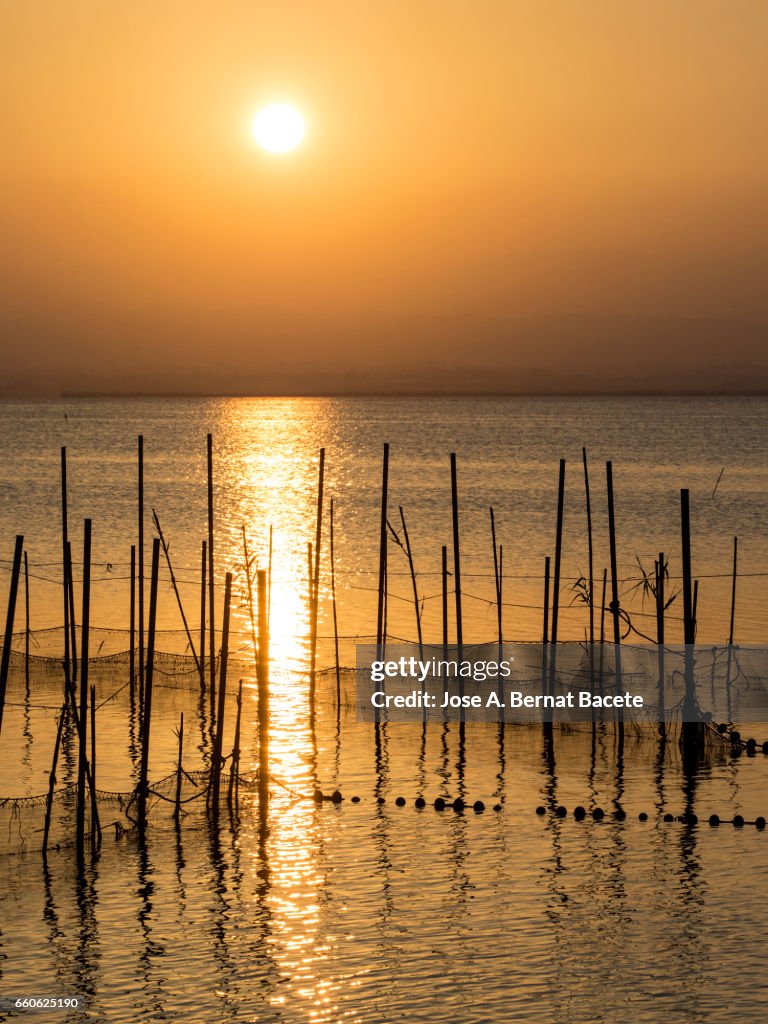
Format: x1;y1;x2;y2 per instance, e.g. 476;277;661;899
221;400;350;1022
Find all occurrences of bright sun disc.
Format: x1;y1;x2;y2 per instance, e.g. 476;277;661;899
252;103;305;153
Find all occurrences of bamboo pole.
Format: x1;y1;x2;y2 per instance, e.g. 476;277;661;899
725;536;738;719
450;453;463;653
541;555;551;700
0;535;24;737
655;552;666;727
129;545;136;691
257;569;270;802
547;460;566;697
441;545;448;650
138;538;161;833
138;435;145;698
207;434;216;718
606;461;624;739
23;550;30;690
376;444;389;655
582;448;595;649
76;519;91;861
490;507;502;647
680;489;701;751
228;684;242;808
200;539;207;693
173;713;184;824
42;701;67;858
399;506;423;658
90;684;101;850
330;500;341;709
60;448;71;691
309;448;325;696
210;571;232;818
66;541;77;685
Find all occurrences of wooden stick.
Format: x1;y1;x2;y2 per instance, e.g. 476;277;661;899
606;461;624;737
23;549;30;690
330;499;341;709
441;545;448;651
399;506;423;657
309;448;325;693
76;519;91;860
66;541;77;685
207;434;216;716
60;448;71;691
138;538;161;833
655;552;666;725
0;535;24;737
548;459;566;696
680;489;700;741
450;453;463;652
210;572;232;818
42;701;67;858
376;443;389;654
541;555;550;697
490;508;502;646
582;448;594;648
199;540;207;693
257;569;270;798
129;545;136;691
228;685;242;808
138;435;145;696
90;683;101;850
174;712;184;823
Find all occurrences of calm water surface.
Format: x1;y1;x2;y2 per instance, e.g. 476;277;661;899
1;397;767;1023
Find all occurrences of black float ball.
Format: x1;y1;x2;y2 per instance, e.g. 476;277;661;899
733;814;745;827
331;790;343;804
395;796;406;807
351;796;361;804
555;805;567;818
592;807;605;821
493;804;502;812
573;806;586;820
717;723;728;734
687;813;699;825
473;801;485;813
415;797;426;809
663;813;675;823
763;742;768;755
730;730;741;744
377;796;386;805
614;809;627;821
709;814;720;826
746;738;757;750
313;789;324;804
638;812;649;822
434;797;446;811
731;746;743;758
453;798;465;812
755;816;766;830
535;805;546;815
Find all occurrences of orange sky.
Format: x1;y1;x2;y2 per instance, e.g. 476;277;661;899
1;1;767;394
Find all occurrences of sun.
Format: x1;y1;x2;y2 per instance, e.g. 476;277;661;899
252;103;305;154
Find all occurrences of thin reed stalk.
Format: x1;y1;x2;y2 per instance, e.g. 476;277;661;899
207;433;216;719
548;459;566;697
376;444;390;656
606;461;624;740
490;507;502;646
309;448;325;698
228;683;242;808
90;683;101;851
138;435;145;696
257;569;270;800
200;540;207;692
60;448;71;692
129;545;136;691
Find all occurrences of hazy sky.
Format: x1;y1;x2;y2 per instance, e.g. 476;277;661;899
1;1;767;394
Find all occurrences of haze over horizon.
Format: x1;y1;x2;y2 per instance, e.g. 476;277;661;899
2;2;767;396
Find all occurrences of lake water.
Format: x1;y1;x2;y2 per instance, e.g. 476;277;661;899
1;396;767;1022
